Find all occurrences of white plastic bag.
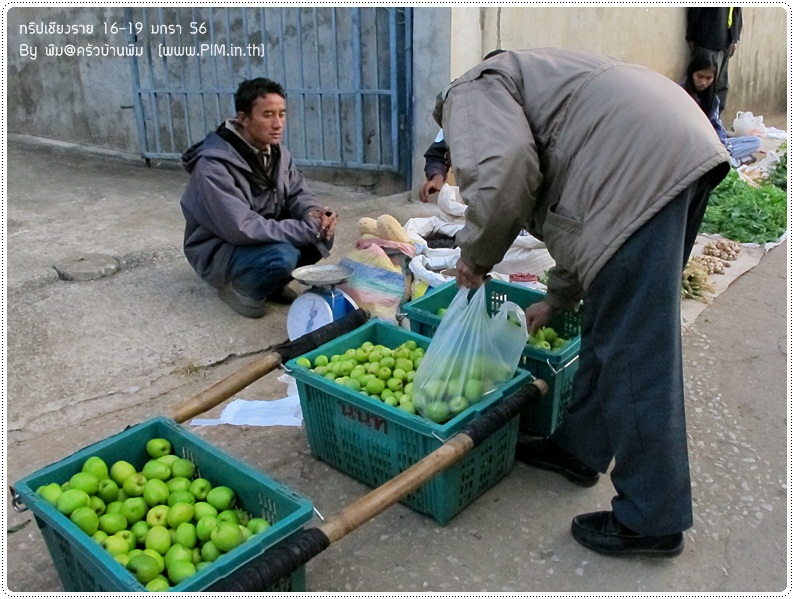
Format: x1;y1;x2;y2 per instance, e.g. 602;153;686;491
412;286;528;423
733;111;767;137
436;184;468;221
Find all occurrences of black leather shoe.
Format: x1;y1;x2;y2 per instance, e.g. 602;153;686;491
269;286;298;305
515;436;599;487
571;511;684;557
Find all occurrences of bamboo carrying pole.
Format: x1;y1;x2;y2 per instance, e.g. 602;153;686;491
171;308;370;424
209;379;549;592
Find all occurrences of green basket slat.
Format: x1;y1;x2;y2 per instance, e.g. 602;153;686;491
403;280;583;436
285;320;531;525
13;417;312;592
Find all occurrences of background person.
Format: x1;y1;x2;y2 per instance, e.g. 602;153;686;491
180;78;336;318
686;6;743;115
436;48;730;557
682;49;761;166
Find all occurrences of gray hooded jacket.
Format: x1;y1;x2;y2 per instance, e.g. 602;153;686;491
438;49;730;310
180;129;331;288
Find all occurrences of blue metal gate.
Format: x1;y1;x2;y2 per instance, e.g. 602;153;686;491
126;7;412;178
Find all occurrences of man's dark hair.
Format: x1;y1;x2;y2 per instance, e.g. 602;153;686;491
235;78;286;114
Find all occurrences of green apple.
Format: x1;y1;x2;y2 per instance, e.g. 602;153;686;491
421;400;449;424
167;490;195;507
127;552;162;584
164;543;194;569
110;461;137;486
195;561;211;572
146;505;169;527
98;512;128;535
448;395;469;416
211;521;244;553
200;540;221;563
156;454;180;467
239;524;253;541
114;529;137;552
36;483;63;507
193;501;218;522
146;438;172;459
233;508;249;526
114;553;130;567
88;495;106;517
122;473;148;498
105;501;123;514
167;560;196;585
70;506;99;535
170;458;196;480
96;478;119;503
120;497;148;525
166;477;192;494
81;455;109;480
142;479;170;507
464;378;485;402
166;502;194;529
101;533;130;557
91;530;108;544
174;522;197;550
69;472;99;495
145;525;172;556
56;488;90;516
216;509;239;525
206;486;236;511
127;548;143;560
195;516;218;542
142;460;171;481
60;481;71;491
130;520;150;546
188;478;212;501
398;399;417;415
247;517;271;535
142;549;166;573
145;577;171;592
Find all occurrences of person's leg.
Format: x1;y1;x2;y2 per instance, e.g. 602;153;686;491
227;243;301;301
553;177;714;536
715;51;730;115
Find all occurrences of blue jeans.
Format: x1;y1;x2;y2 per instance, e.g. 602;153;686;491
551;175;716;535
226;243;321;301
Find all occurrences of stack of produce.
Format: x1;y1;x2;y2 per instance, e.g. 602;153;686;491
35;439;272;591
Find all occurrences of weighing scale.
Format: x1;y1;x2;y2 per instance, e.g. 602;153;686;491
287;264;359;341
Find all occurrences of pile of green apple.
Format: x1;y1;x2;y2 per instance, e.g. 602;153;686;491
295;339;425;416
412;356;515;424
35;438;272;592
528;326;569;351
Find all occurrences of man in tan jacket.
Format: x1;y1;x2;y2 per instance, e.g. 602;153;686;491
435;49;729;557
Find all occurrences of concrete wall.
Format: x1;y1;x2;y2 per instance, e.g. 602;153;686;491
409;6;788;193
7;7;140;152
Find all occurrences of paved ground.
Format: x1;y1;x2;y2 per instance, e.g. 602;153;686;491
4;132;789;592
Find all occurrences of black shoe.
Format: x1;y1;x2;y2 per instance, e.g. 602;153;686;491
571;511;684;557
269;286;298;305
218;284;267;318
515;436;599;487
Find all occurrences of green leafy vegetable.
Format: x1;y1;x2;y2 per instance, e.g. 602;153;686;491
700;169;787;244
767;143;787;191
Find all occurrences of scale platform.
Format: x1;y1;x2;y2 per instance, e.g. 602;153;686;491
287;264;359;341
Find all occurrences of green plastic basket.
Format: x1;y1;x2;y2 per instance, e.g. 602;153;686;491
402;280;582;436
285;320;531;525
13;417;313;592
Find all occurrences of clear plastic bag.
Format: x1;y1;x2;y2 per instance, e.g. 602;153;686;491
412;285;529;423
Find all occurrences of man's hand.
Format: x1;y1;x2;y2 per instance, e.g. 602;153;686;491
320;208;337;239
525;300;555;335
728;42;738;58
455;257;489;289
419;174;445;203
